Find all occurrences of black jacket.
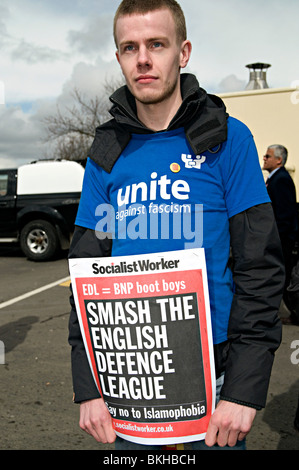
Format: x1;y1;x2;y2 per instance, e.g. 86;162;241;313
266;166;298;241
68;74;284;409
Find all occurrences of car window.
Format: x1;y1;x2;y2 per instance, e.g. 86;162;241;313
0;174;8;196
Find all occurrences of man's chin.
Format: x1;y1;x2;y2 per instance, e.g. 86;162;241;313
134;88;164;106
131;81;178;107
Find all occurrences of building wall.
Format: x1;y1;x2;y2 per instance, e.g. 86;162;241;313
218;87;299;200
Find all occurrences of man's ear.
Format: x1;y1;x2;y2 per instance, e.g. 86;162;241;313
277;156;283;166
180;40;192;69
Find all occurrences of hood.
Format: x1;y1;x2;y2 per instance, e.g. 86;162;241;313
88;73;228;172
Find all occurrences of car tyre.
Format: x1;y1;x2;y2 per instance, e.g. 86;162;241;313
20;219;59;261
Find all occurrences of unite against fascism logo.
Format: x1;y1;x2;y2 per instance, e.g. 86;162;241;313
94;172;204;248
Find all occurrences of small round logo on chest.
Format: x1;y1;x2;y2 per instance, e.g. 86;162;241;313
170;163;181;173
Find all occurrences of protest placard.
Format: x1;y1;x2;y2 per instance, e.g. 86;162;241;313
69;249;215;445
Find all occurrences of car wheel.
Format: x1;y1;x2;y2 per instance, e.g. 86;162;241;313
20;219;59;261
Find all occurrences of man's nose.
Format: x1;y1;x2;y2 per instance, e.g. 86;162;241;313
137;46;152;67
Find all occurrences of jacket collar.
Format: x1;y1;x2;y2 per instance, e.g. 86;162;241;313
88;73;228;172
109;73;211;131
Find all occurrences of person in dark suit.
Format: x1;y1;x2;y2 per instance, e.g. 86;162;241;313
263;145;298;313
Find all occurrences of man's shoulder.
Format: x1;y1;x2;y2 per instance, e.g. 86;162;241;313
272;167;291;180
268;167;295;191
89;119;131;173
223;116;254;152
227;116;252;137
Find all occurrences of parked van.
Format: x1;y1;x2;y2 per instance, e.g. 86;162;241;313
0;160;84;261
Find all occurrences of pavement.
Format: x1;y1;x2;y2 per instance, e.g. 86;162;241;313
0;245;298;451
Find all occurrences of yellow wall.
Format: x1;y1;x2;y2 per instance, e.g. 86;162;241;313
218;87;299;199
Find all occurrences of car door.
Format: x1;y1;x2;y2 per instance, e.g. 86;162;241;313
0;169;18;238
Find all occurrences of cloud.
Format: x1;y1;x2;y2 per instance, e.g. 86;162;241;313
0;4;13;49
59;60;122;98
0;104;49;168
0;57;123;169
218;75;247;93
11;39;69;64
68;13;115;60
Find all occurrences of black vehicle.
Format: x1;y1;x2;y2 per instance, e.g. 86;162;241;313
0;160;84;261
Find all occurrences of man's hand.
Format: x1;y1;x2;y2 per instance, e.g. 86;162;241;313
79;398;116;443
205;400;256;448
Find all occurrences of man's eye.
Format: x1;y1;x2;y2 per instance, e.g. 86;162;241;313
152;42;162;48
124;45;135;52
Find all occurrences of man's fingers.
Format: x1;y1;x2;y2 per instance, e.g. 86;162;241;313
204;422;218;447
205;400;256;448
79;398;116;444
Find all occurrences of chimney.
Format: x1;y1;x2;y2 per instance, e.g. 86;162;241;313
245;63;271;90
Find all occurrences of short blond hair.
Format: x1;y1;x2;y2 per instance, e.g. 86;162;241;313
113;0;187;47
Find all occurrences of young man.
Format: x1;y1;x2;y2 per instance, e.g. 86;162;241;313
68;0;284;450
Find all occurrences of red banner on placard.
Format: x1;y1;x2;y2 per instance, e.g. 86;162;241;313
69;249;215;445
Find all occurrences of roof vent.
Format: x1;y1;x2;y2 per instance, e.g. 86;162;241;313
245;63;271;90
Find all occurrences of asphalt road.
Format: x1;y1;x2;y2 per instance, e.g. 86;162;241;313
0;245;298;451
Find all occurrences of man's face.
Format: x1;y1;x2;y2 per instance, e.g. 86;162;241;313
115;8;190;106
263;147;281;172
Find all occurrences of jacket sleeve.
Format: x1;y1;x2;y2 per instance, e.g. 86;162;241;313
68;226;112;403
220;202;284;409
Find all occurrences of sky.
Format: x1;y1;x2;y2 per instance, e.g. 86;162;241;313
1;0;299;168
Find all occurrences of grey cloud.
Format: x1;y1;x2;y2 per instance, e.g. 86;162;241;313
0;105;50;167
67;14;114;57
217;75;246;93
0;4;13;48
11;39;69;64
26;0;116;17
1;1;70;65
0;58;122;168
